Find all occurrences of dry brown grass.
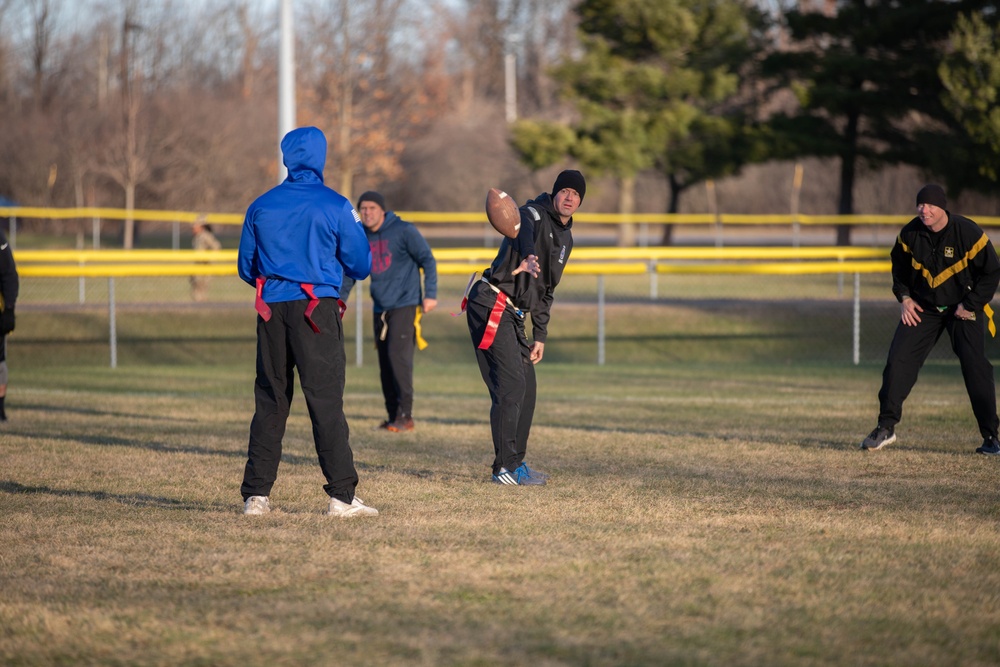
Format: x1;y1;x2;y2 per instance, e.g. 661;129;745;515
2;359;1000;666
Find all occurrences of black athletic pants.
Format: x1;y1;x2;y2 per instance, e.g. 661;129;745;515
878;304;999;439
241;298;358;504
373;305;417;421
466;282;537;475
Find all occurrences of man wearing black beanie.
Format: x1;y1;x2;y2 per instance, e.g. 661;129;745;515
467;169;586;484
341;190;437;433
861;184;1000;455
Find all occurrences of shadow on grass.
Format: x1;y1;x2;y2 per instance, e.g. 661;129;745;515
0;479;227;511
12;429;394;474
14;402;199;422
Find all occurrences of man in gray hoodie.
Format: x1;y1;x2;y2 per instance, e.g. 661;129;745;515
342;191;438;432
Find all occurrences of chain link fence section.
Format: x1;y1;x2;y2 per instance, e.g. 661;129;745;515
15;252;1000;369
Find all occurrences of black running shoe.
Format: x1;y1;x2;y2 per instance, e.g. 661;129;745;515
861;426;896;451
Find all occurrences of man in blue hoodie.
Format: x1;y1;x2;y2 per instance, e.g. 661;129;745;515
342;191;437;432
237;126;378;518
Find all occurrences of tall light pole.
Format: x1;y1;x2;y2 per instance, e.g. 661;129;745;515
278;0;296;182
504;33;520;123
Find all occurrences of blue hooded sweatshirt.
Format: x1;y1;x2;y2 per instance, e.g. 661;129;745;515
238;126;371;302
341;211;437;313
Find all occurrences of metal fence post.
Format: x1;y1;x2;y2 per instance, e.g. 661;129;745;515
649;261;657;300
355;284;363;368
853;272;861;366
597;274;606;366
109;277;117;369
77;232;85;305
9;216;15;248
172;220;180;250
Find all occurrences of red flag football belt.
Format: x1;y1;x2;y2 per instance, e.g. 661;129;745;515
476;278;524;351
255;277;347;333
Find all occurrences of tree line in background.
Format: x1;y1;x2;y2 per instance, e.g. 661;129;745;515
1;0;999;246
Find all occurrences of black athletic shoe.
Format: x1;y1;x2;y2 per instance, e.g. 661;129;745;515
975;437;1000;455
861;426;896;451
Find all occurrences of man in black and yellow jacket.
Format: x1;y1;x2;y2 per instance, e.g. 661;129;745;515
862;184;1000;454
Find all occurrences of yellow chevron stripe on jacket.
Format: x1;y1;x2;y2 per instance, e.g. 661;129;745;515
899;232;989;289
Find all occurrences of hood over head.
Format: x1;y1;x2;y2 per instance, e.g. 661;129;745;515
281;127;327;183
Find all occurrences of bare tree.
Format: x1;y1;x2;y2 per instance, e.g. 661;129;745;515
27;0;62;111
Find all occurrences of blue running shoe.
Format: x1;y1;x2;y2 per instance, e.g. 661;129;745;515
492;466;546;485
976;437;1000;455
518;462;549;480
492;468;518;485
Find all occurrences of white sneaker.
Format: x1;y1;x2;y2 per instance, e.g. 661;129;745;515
243;495;271;515
326;496;379;518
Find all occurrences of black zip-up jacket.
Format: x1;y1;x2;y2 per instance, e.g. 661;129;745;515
891;212;1000;311
0;230;17;313
483;192;573;343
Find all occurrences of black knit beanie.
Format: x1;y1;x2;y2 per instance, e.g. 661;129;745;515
357;190;386;211
551;170;586;202
916;184;947;209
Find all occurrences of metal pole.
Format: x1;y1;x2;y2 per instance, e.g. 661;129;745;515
706;180;722;248
597;275;606;366
172;220;180;250
649;261;657;300
109;277;118;369
355;283;363;368
853;272;860;366
278;0;296;183
791;163;803;248
9;216;15;249
93;216;101;249
504;34;519;123
77;231;85;304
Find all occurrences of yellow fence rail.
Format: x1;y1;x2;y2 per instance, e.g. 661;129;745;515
4;206;1000;228
15;246;891;368
14;247;890;278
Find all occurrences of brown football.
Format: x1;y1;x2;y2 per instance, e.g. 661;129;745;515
485;187;521;239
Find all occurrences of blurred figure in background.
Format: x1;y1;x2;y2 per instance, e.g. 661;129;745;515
190;215;221;302
0;228;18;422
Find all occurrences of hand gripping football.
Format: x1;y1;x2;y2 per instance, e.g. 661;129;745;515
485;188;521;239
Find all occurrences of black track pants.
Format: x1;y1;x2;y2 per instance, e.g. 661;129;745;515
373;305;417;421
241;298;358;503
878;305;999;439
466;282;537;475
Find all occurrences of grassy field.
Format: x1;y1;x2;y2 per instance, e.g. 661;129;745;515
3;301;1000;666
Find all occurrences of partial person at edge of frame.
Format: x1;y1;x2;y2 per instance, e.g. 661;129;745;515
0;227;18;423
